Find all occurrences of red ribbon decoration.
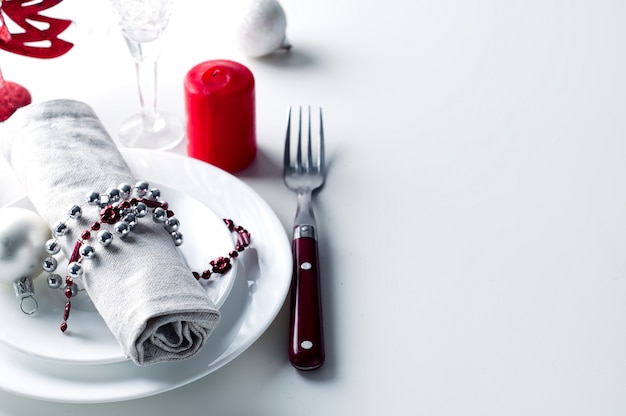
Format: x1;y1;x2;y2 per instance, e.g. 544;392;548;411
0;0;73;59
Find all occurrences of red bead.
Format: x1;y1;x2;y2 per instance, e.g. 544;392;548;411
65;276;73;286
91;222;101;231
142;199;159;208
81;230;91;240
64;287;73;298
167;210;175;218
70;241;82;262
193;272;200;280
120;200;131;209
201;270;212;280
64;303;71;320
60;322;68;332
210;256;232;273
229;250;238;258
100;206;121;224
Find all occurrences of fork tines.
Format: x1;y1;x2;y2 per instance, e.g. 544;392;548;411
284;106;325;174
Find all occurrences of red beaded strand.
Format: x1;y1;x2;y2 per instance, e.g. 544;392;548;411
59;216;251;333
193;219;251;282
48;181;252;334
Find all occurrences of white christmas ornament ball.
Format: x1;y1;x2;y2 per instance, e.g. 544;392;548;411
0;207;50;284
236;0;288;58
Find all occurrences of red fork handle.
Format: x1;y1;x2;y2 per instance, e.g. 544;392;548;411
288;235;325;370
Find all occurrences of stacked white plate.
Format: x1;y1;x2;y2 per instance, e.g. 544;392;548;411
0;150;292;403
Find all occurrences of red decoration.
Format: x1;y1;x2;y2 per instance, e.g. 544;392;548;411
0;0;73;121
0;0;73;58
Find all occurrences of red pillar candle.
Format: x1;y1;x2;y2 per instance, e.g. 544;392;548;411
184;60;257;172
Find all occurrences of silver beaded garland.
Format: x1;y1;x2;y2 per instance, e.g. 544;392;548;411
114;221;131;237
42;256;58;273
135;181;149;197
164;217;180;232
45;238;61;255
53;221;68;236
67;262;83;278
68;205;82;219
79;244;96;259
67;284;78;297
47;273;62;289
97;229;113;246
171;231;183;246
123;213;138;229
119;183;132;200
44;180;187;317
106;187;121;204
134;202;148;217
152;207;167;223
37;181;249;333
86;191;100;206
149;188;161;200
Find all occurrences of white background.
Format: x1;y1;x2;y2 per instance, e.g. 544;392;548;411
1;0;626;414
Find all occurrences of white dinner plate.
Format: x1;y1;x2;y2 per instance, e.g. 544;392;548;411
0;149;292;403
0;182;237;364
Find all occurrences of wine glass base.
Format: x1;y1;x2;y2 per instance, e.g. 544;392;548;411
117;112;184;150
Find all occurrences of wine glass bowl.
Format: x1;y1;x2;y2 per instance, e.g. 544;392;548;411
110;0;183;150
111;0;172;42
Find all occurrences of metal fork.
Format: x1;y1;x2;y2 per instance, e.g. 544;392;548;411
283;106;325;370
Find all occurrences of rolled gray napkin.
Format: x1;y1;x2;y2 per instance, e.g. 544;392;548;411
1;99;220;365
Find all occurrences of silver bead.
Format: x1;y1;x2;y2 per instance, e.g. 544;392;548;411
135;181;150;197
152;207;167;223
86;191;101;206
67;282;78;297
118;183;132;200
171;231;183;246
45;238;61;255
79;244;96;259
42;256;58;273
67;261;83;278
114;221;131;237
164;217;180;232
97;230;113;246
106;187;121;204
148;188;161;200
134;202;148;218
47;273;63;289
123;213;138;229
53;221;68;236
67;204;82;219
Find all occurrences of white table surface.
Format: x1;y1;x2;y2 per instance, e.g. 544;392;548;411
1;0;626;414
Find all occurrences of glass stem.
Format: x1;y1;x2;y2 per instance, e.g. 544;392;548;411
125;37;163;132
135;56;160;131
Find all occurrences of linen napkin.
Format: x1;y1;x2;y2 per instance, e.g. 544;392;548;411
0;99;220;365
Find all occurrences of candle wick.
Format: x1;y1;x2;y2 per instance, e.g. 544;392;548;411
212;70;221;77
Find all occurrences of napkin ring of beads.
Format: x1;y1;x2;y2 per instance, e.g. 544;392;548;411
38;181;251;333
